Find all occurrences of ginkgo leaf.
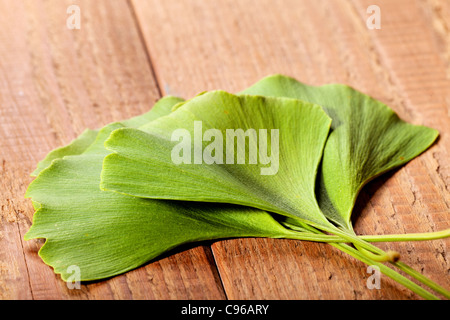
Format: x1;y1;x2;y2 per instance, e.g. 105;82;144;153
25;96;300;281
101;84;444;257
25;83;448;298
101;91;335;230
31;96;186;177
31;128;98;177
242;75;439;229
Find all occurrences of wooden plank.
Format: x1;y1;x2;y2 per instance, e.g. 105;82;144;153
349;0;450;297
132;0;449;299
0;0;225;299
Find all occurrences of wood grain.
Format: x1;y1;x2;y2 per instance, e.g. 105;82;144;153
0;0;224;299
131;0;449;299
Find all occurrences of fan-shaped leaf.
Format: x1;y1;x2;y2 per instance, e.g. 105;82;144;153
31;128;98;177
101;91;334;229
25;96;295;281
243;75;439;228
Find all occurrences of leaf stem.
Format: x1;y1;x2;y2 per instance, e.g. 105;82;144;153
285;223;449;299
333;228;450;298
283;222;450;243
393;261;450;299
361;229;450;242
329;242;440;300
354;244;400;262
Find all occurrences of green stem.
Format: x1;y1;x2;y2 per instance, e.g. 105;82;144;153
286;220;377;253
354;244;400;262
361;229;450;242
392;261;450;299
288;223;449;299
330;242;439;300
283;224;450;243
334;228;450;299
311;223;394;260
283;231;343;242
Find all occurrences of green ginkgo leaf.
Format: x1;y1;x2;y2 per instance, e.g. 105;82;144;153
25;78;448;299
242;75;439;229
31;128;99;177
100;83;449;299
31;96;187;177
25;96;302;281
101;91;334;230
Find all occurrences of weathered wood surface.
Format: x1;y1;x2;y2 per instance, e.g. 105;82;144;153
0;0;448;299
0;0;224;300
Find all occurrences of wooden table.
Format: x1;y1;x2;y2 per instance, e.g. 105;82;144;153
1;0;448;300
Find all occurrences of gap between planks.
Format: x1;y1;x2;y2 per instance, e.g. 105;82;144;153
126;0;230;299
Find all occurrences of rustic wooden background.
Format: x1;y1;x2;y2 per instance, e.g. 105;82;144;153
0;0;448;300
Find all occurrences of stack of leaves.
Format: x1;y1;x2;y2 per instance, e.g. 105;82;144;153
25;75;449;299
